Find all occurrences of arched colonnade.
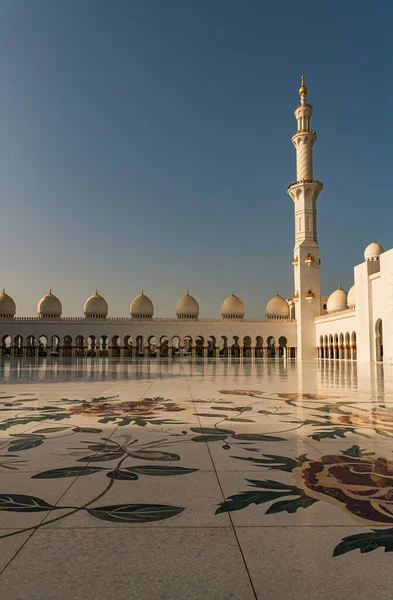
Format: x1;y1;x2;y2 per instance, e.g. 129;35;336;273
1;333;296;359
317;331;357;360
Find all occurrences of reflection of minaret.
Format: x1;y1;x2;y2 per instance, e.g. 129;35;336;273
288;75;323;360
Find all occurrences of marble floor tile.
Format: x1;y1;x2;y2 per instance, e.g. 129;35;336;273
0;530;32;573
0;434;129;473
217;469;365;527
236;526;392;600
297;425;393;445
0;471;78;531
43;471;230;529
206;440;320;472
0;528;256;600
109;430;216;471
304;440;393;457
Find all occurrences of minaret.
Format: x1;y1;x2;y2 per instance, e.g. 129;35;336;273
288;75;323;360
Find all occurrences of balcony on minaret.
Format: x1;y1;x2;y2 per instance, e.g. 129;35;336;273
304;254;314;266
292;256;299;265
288;179;323;191
292;128;316;139
305;289;315;302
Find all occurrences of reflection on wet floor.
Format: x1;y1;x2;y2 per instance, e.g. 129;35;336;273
0;357;389;395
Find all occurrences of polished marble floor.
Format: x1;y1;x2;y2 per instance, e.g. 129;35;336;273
0;357;392;599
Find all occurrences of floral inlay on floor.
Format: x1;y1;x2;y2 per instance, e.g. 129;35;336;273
1;382;393;558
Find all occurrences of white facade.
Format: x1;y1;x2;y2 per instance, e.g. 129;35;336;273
316;247;393;364
0;76;391;363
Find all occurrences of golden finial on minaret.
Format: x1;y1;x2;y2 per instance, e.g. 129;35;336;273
299;73;308;97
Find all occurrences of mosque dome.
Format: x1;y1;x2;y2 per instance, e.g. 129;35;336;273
364;240;384;261
176;291;199;319
347;285;356;309
0;289;16;318
37;290;62;319
221;292;244;319
84;291;108;318
266;292;290;319
326;285;348;313
130;291;154;319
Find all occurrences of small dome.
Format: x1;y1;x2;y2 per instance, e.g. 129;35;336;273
327;284;348;313
176;290;199;319
37;289;62;318
130;291;154;319
347;285;356;308
84;291;108;318
266;292;290;319
0;289;16;318
221;291;244;319
364;240;384;261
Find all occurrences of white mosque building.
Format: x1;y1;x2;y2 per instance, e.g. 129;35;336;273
0;76;391;364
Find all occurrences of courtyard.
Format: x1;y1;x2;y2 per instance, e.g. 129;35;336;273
0;358;392;599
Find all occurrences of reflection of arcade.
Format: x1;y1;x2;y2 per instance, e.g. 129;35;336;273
318;359;358;391
376;319;383;362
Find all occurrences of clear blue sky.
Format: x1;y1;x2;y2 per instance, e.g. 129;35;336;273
0;0;392;317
